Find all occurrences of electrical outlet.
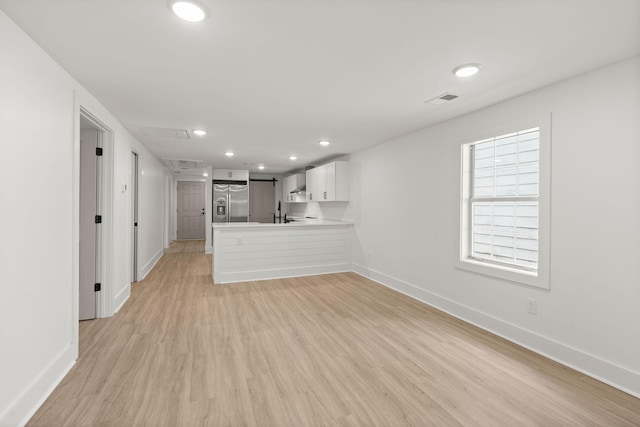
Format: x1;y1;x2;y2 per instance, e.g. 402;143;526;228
527;298;537;315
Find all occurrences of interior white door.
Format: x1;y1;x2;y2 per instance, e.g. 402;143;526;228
79;129;97;320
177;181;206;239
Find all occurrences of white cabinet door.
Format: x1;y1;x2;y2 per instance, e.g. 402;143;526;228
306;162;349;202
284;173;307;202
288;176;295;202
212;169;249;181
323;162;335;201
306;167;319;201
332;161;350;201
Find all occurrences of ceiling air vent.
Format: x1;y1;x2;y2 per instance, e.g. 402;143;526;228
170;159;200;169
162;158;203;171
424;93;460;105
139;126;191;139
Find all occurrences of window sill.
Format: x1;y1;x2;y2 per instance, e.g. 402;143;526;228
456;258;549;289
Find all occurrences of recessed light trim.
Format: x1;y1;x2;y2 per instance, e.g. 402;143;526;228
203;172;208;176
258;165;265;170
192;129;207;136
171;1;207;22
453;63;481;78
319;140;331;146
289;155;298;161
225;151;234;157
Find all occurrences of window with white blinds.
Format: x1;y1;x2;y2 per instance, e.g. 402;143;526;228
469;127;540;271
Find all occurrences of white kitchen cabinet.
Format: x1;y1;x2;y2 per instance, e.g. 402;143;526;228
306;161;349;202
305;167;319;202
283;173;306;202
283;175;293;202
212;221;352;284
212;169;249;181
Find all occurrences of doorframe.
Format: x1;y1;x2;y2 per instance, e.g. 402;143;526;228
176;180;206;240
78;127;99;321
131;151;139;283
73;105;114;330
164;172;173;249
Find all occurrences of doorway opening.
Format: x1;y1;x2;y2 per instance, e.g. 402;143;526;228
177;181;206;239
131;151;139;283
78;108;112;321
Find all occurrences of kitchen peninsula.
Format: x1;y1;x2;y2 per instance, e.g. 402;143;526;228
211;219;352;284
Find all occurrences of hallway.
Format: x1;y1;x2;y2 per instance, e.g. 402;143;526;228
27;241;640;426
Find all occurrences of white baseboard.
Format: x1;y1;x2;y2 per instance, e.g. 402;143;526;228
0;344;76;427
139;248;164;281
113;285;130;314
352;263;640;398
216;263;352;284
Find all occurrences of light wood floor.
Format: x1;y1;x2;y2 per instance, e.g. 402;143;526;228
28;241;640;426
164;239;206;254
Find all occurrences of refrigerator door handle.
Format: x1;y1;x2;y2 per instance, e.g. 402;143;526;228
228;184;249;223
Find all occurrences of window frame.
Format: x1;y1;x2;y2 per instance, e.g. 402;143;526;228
457;114;551;289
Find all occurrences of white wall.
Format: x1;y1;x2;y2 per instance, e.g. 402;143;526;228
349;57;640;396
164;172;174;249
0;10;166;426
136;148;166;280
1;6;637;424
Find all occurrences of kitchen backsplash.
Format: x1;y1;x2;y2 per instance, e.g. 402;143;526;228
287;202;353;222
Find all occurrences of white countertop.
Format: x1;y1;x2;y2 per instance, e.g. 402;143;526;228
212;218;352;229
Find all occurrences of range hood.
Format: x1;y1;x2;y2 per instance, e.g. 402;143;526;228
290;184;306;194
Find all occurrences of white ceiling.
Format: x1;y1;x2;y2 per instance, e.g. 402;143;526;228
2;0;639;174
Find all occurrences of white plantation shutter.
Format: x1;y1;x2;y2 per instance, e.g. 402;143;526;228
469;128;539;271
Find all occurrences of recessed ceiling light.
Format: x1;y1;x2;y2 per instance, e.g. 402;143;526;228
171;1;207;22
203;172;208;176
258;165;265;170
453;63;481;78
319;140;331;146
289;155;298;161
225;151;234;157
192;129;207;136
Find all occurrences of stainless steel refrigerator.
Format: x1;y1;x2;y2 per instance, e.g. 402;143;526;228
213;182;249;223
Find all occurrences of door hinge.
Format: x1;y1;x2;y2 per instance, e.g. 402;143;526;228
94;283;101;292
95;215;102;224
96;147;103;156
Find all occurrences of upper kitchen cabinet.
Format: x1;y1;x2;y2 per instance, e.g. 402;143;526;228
212;169;249;182
283;173;306;203
305;166;320;202
306;161;349;202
